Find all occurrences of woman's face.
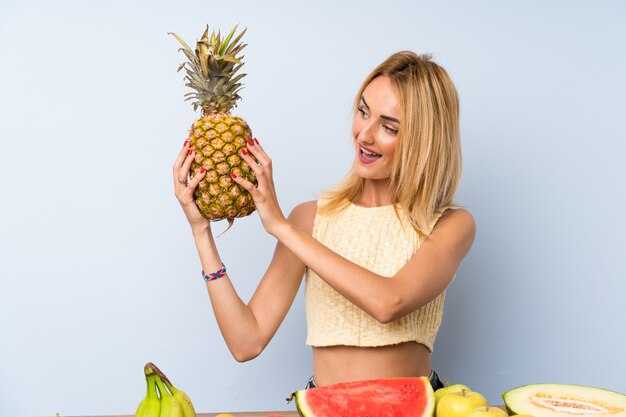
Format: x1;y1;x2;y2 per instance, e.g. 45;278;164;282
352;76;401;181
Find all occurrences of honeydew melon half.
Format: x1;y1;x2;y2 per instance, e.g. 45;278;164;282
503;384;626;417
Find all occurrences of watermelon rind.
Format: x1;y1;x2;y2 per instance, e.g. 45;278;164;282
295;389;313;417
503;383;626;417
293;376;435;417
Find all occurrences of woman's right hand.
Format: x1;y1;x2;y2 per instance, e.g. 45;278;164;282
173;139;209;232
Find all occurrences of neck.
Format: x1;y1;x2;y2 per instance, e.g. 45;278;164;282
353;179;394;207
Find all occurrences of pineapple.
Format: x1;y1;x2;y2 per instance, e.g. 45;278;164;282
170;25;256;221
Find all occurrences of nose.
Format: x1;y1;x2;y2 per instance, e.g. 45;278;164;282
357;119;376;146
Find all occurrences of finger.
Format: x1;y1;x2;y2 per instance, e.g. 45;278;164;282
173;148;196;188
173;139;191;170
239;147;263;176
231;172;258;195
181;147;196;176
187;167;207;191
246;137;270;165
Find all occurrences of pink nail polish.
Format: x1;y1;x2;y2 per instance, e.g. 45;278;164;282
200;168;205;174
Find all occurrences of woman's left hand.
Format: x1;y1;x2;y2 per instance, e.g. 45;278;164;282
233;138;287;236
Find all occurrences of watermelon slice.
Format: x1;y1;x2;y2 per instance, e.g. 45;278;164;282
290;376;435;417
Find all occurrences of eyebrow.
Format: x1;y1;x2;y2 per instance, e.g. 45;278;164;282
361;96;400;124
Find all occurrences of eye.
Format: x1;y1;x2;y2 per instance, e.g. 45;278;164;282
357;106;368;118
383;125;399;135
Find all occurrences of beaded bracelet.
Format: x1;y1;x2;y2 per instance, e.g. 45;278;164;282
202;263;227;282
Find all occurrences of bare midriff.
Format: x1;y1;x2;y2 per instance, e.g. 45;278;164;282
312;341;432;386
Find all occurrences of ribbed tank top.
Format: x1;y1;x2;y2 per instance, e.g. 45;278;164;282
305;200;450;351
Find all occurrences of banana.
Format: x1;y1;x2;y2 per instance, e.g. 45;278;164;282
135;397;147;417
155;374;184;417
163;378;197;417
135;399;147;417
145;362;197;417
135;373;161;417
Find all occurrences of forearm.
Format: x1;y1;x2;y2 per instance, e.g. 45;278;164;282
272;221;400;322
191;227;264;361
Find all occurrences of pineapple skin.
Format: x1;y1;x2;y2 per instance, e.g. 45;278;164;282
188;113;257;220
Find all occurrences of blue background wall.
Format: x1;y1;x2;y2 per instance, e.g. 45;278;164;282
1;1;625;415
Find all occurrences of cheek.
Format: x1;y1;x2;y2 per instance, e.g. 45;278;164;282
351;117;360;139
380;137;397;158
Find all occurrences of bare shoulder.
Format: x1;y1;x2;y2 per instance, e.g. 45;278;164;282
439;207;475;229
288;200;318;236
432;208;476;251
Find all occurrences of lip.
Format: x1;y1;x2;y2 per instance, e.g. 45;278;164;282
358;145;382;165
360;145;380;155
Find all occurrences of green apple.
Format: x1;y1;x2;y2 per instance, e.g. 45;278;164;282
436;389;489;417
435;384;473;404
466;406;509;417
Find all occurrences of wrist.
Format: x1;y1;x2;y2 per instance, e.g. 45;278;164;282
270;217;293;240
191;222;211;238
202;262;227;282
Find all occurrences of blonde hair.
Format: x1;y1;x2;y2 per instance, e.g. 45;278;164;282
320;51;462;240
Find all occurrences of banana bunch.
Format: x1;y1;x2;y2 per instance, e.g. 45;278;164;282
134;362;197;417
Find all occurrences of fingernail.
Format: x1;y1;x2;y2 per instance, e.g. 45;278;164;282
183;140;189;147
241;148;247;155
247;138;254;146
188;149;193;155
254;137;259;145
231;173;237;179
200;168;205;174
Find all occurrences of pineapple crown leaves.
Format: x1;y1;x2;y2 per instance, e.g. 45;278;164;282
169;24;248;115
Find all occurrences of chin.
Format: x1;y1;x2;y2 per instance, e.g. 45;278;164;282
353;158;370;178
354;164;390;181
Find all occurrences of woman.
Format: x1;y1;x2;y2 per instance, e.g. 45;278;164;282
173;51;476;390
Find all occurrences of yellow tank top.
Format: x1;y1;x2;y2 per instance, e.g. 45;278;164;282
305;200;451;351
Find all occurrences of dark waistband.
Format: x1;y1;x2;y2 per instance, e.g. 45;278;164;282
305;370;445;390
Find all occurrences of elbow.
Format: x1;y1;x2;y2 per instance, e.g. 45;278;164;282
232;352;256;363
230;344;264;363
372;295;403;324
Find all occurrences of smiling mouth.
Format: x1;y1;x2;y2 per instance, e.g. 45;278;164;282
361;146;381;157
359;146;382;164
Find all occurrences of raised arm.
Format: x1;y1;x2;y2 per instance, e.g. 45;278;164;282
195;205;313;362
174;140;314;362
233;139;476;324
273;208;475;323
